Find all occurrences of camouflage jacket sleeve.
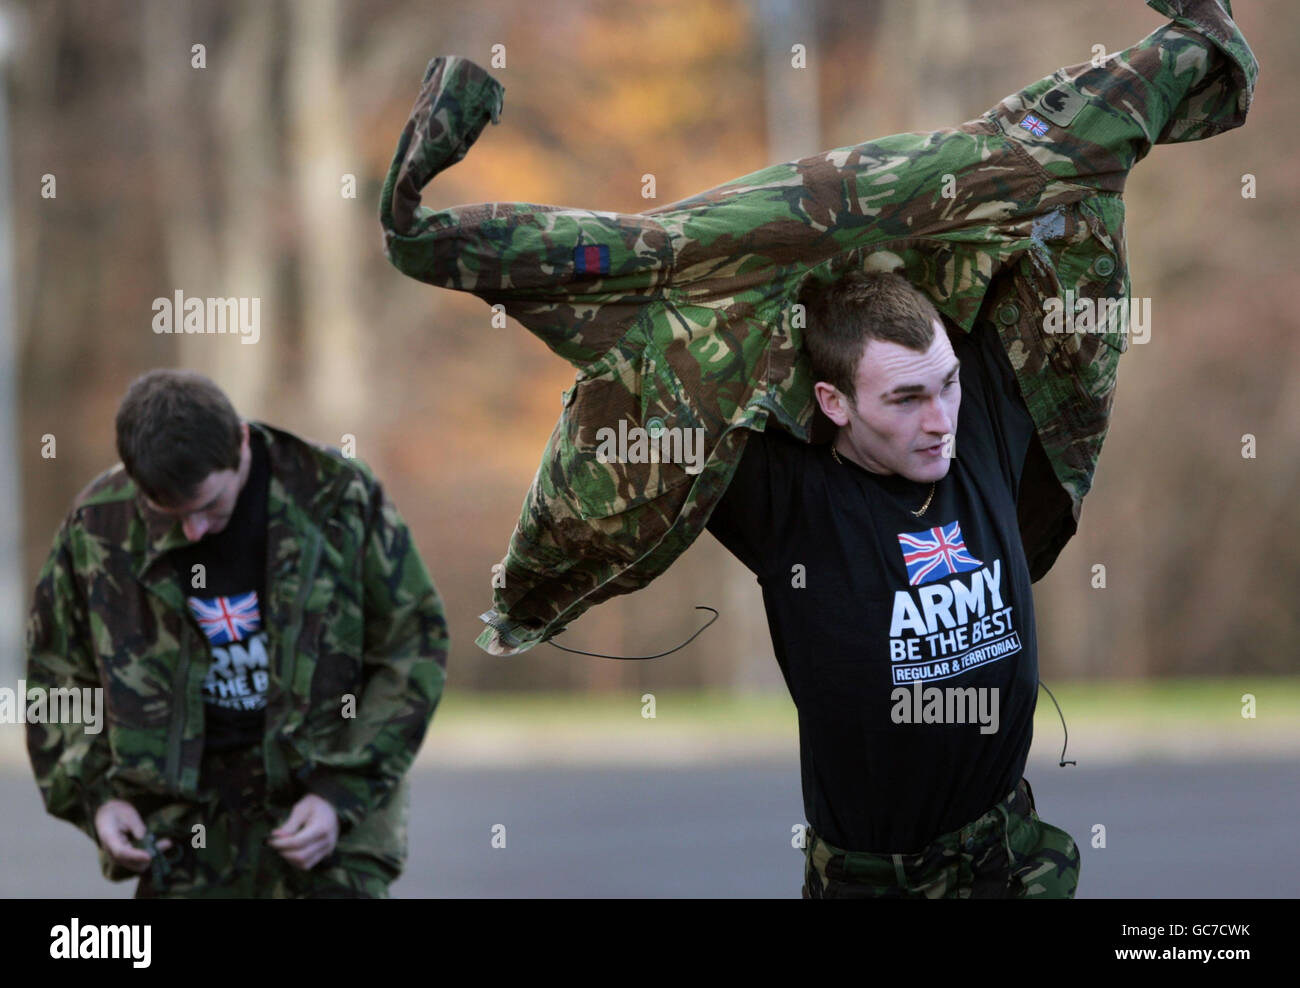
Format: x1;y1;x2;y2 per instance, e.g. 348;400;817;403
25;517;117;843
298;473;449;829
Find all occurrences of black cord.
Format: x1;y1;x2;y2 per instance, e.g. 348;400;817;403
546;606;720;660
546;612;1071;771
1038;679;1077;766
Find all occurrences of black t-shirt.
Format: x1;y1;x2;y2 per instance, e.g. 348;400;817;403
705;320;1040;853
170;428;271;753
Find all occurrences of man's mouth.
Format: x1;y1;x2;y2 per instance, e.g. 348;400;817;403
918;443;943;456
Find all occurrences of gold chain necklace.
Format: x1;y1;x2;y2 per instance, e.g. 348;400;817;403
830;444;936;517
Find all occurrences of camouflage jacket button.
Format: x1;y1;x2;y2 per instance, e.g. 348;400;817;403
646;416;666;436
997;303;1020;326
1092;255;1116;277
963;836;977;851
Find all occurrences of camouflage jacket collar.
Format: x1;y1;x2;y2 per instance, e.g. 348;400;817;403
131;420;351;583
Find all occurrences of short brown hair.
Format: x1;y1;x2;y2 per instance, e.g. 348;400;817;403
799;270;943;405
115;369;242;507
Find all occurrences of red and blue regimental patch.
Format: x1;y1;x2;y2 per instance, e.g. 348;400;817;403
573;243;611;275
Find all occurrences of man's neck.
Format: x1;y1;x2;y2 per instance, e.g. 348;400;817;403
833;432;892;476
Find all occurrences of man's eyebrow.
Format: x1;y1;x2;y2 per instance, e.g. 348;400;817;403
881;359;961;399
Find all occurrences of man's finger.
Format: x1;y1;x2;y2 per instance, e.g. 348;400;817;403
101;822;144;860
110;845;152;866
105;840;153;870
301;846;332;871
267;824;325;852
271;801;311;837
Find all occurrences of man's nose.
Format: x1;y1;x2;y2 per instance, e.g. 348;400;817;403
923;398;955;436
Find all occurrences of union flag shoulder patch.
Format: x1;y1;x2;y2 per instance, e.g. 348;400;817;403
1019;113;1050;137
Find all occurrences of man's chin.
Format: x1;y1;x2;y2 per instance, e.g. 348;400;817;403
902;458;952;484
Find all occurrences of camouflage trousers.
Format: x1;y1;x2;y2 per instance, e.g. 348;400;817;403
802;778;1080;898
133;743;391;899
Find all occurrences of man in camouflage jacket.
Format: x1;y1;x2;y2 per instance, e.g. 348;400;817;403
26;371;448;897
379;0;1256;656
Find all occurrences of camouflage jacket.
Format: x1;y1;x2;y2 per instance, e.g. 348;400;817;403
380;0;1256;656
25;420;448;881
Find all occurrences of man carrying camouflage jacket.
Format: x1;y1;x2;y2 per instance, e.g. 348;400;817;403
707;269;1081;897
26;370;448;898
379;0;1256;659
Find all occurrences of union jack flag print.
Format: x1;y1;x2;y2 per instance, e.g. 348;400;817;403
897;521;983;586
1019;113;1049;137
187;591;261;645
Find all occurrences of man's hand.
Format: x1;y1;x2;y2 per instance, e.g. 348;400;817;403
267;793;339;870
94;799;172;873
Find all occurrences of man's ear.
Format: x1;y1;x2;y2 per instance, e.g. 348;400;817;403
814;382;850;427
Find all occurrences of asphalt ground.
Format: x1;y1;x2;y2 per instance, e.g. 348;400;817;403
4;753;1295;898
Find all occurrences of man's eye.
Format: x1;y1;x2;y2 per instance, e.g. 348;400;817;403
943;380;957;391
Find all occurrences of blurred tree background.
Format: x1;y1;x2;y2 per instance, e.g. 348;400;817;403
8;0;1296;691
